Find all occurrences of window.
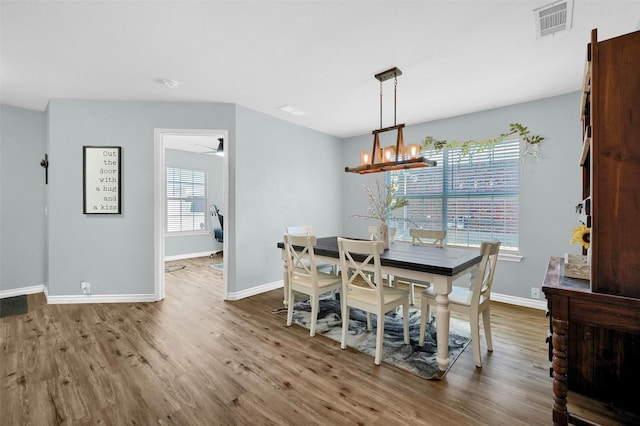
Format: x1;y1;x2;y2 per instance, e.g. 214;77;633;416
389;139;520;250
166;167;208;233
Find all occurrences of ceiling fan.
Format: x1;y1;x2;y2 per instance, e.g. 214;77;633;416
196;138;224;156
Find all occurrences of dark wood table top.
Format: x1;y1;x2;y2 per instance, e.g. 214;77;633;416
278;236;482;277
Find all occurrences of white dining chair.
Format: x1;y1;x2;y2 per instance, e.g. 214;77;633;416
286;225;334;273
411;229;446;247
283;234;342;337
418;241;501;368
337;237;410;365
394;229;447;304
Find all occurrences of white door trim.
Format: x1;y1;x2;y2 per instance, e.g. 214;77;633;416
154;128;229;301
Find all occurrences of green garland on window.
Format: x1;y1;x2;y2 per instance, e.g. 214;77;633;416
421;123;545;158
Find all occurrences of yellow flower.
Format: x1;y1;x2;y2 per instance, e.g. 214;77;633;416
570;224;591;249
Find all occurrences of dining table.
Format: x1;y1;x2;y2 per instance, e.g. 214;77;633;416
277;236;483;374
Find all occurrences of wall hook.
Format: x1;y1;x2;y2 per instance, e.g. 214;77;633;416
40;153;49;184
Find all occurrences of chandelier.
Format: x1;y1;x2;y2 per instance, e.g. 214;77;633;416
345;67;436;174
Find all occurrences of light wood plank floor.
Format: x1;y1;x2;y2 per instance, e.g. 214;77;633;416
0;256;632;425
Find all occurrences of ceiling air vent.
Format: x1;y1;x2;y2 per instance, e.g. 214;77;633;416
534;0;573;38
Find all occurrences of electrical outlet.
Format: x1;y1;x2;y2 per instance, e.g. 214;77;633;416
531;287;540;299
81;281;91;294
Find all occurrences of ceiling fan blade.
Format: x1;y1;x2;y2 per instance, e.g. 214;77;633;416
195;144;215;150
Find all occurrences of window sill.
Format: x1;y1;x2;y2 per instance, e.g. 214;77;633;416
165;230;210;237
498;252;523;263
432;242;523;263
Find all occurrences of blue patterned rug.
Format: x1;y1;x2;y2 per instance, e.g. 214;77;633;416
274;297;470;380
209;263;223;270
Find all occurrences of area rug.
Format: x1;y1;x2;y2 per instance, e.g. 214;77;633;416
0;295;28;318
273;297;470;380
209;263;223;270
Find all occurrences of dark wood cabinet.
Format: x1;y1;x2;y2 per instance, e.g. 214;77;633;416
589;28;640;298
542;28;640;426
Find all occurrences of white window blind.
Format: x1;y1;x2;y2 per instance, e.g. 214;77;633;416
166;167;208;233
389;139;520;250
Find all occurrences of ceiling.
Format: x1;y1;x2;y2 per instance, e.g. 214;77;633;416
163;133;223;154
2;1;639;139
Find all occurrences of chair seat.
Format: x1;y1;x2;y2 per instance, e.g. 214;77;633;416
291;271;342;291
347;285;409;307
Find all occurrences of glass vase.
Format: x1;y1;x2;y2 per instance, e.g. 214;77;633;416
378;221;390;249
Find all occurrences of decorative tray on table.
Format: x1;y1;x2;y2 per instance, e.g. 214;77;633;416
563;253;591;280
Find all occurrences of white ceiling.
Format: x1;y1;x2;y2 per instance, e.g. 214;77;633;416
163;133;223;154
2;1;639;138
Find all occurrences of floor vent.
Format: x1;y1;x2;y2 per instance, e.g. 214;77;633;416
534;0;573;38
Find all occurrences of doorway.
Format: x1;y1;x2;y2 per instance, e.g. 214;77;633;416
154;128;229;301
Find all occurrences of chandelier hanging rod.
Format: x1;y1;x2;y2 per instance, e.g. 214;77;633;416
375;67;402;129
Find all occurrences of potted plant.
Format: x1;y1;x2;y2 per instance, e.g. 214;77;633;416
352;179;409;249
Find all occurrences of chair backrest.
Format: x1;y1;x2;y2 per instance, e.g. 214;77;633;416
471;241;501;305
286;225;313;236
212;204;223;229
337;237;385;304
283;234;319;283
410;229;446;247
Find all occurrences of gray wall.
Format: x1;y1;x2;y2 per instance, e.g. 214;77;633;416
46;100;235;297
341;92;583;301
232;105;343;293
39;99;342;298
1;92;583;303
0;105;46;292
164;148;224;257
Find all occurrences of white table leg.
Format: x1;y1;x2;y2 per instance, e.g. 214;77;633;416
432;276;453;372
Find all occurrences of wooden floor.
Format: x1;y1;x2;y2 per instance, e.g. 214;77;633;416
0;256;631;425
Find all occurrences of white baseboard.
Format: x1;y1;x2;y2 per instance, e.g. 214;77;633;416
492;293;547;310
1;281;546;311
226;280;283;301
164;251;218;261
45;292;157;304
0;284;45;299
235;280;547;310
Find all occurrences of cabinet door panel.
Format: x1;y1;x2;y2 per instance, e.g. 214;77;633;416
591;30;640;297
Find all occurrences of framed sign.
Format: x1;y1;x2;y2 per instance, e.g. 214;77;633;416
83;146;122;214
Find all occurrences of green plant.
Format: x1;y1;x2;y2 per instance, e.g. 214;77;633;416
421;123;545;159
